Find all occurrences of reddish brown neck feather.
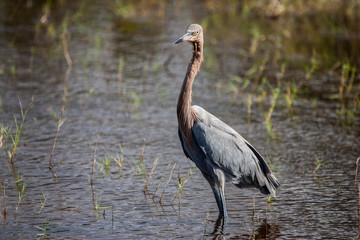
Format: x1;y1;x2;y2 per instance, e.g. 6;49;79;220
177;41;203;149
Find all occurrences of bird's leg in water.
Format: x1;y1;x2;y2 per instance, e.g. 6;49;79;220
211;186;228;219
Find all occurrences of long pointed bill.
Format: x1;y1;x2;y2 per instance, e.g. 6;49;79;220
175;32;192;44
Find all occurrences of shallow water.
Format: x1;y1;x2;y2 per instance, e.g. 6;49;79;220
0;1;360;239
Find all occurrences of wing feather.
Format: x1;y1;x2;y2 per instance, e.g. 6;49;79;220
191;105;280;196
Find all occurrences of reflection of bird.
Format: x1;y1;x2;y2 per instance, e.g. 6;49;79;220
175;24;280;219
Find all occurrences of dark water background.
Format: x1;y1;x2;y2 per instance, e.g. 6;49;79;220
0;0;360;239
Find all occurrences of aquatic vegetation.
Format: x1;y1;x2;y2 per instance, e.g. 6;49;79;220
247;94;253;124
111;144;124;171
98;151;111;175
90;131;100;211
171;164;196;206
10;62;16;78
337;61;359;126
93;193;110;217
85;87;95;98
62;27;72;67
0;96;34;163
15;174;27;215
251;55;269;90
49;106;65;179
152;163;171;200
144;157;158;193
313;155;326;176
38;192;47;214
304;51;319;81
130;91;142;111
264;87;280;139
133;143;146;176
285;80;298;117
36;220;51;239
110;0;167;18
159;163;176;204
249;26;264;56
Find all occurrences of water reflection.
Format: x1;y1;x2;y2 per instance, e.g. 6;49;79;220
204;216;280;239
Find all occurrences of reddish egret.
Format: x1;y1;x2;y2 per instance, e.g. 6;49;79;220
175;24;280;219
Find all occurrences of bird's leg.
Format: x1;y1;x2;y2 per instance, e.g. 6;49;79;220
219;188;228;219
211;186;228;219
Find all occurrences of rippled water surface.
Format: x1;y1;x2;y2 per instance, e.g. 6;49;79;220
1;1;360;239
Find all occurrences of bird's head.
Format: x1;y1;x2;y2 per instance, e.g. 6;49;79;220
175;24;203;45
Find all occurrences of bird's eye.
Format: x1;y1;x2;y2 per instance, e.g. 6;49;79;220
196;30;199;35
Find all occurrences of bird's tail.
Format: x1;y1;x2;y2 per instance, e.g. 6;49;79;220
266;173;280;197
244;141;280;197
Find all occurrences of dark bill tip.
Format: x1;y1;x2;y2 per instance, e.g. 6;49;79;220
175;36;184;44
175;32;191;44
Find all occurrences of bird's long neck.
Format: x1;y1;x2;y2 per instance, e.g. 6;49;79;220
177;42;203;147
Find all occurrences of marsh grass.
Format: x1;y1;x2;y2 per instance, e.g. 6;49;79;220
38;192;47;214
144;157;158;193
133;142;146;176
337;62;359;126
98;150;111;175
49;106;65;179
264;86;280;139
15;173;27;215
244;94;251;121
61;19;72;68
215;0;360;139
35;218;52;239
152;163;171;199
0;96;34;163
304;51;319;81
130;91;142;111
251;56;269;92
85;87;95;99
285;80;298;117
238;0;359;19
94;193;110;217
90;131;100;213
312;155;326;176
267;194;275;205
111;144;124;171
159;163;176;204
171;164;196;206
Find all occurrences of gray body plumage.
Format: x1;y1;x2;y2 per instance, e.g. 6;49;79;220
178;105;280;198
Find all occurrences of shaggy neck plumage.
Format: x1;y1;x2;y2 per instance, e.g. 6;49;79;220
177;41;203;148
